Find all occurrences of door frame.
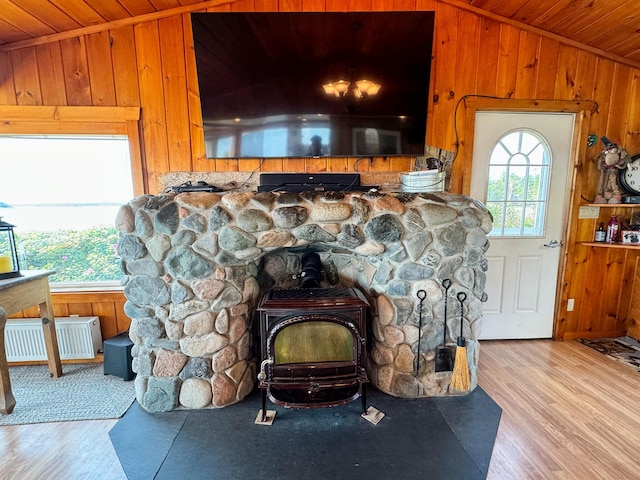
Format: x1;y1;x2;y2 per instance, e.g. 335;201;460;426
455;97;595;339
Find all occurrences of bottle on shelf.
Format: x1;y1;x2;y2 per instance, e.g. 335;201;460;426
594;222;606;242
606;215;620;243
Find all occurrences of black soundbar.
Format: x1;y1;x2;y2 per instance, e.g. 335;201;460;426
257;173;371;192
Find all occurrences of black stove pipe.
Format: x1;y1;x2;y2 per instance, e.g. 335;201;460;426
300;252;323;288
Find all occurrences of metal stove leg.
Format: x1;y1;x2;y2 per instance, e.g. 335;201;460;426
361;383;367;415
261;389;268;422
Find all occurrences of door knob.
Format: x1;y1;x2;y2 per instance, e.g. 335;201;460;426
543;240;562;248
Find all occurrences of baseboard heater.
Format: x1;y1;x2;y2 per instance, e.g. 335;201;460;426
4;316;103;362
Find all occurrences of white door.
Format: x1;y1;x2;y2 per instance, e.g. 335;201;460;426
470;112;575;339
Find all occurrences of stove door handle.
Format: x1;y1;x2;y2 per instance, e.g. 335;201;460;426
257;358;274;382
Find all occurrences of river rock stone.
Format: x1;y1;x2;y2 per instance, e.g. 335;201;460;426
218;226;257;251
419;203;458;226
209;206;233;231
365;214;402;242
124;301;153;319
146;234;171;262
466;227;489;249
180;332;229;357
337;224;365;248
182;213;207;234
275;192;301;204
117;233;146;260
192;278;226;301
220;192;252;211
169;299;211;321
135;209;154;238
183;310;216;336
143;377;180;413
397;262;435;281
351;196;370;224
176;192;221;210
212;345;237;372
164;245;214;280
403;208;426;232
179;378;213;409
153;349;188;377
252;191;276;209
126;258;163;277
171;229;195;246
179;377;213;409
115;205;135;233
256;231;297;248
377;295;395;326
309;203;352;222
144;194;173;211
180;357;213;380
154;201;179;235
210;286;243;310
211;373;236;407
434;223;466;257
171;281;193;303
237;209;273;232
192;233;218;259
387;280;410;297
375;195;405;214
293;224;336;242
272;206;308;229
124;275;170;306
130;318;164;344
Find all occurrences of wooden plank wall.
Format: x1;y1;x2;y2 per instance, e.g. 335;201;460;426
0;0;639;340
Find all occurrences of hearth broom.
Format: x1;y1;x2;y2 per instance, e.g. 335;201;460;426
435;279;453;372
449;291;470;392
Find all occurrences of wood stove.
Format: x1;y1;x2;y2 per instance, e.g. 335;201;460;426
257;286;369;419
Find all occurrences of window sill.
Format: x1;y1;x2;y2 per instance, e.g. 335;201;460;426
50;282;124;294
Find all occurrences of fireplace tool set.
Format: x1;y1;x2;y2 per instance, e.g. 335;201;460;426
449;291;471;392
415;289;427;373
434;279;454;372
414;279;471;391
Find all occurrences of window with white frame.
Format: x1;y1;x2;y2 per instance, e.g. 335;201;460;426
0;134;134;287
485;129;552;237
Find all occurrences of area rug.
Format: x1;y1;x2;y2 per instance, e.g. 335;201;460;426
0;363;135;426
578;336;640;372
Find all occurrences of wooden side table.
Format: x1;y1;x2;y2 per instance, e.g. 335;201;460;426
0;270;62;414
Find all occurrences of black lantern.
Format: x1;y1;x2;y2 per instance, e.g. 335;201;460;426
0;217;22;280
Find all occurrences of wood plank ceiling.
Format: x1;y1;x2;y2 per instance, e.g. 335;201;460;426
0;0;638;69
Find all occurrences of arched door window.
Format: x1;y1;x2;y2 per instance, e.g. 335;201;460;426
486;129;552;237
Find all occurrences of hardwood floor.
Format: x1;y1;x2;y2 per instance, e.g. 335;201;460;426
0;417;124;479
1;340;639;479
481;339;640;480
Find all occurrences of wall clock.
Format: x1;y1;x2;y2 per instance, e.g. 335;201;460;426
618;153;640;196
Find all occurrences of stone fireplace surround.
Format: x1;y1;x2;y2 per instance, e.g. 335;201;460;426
115;182;492;413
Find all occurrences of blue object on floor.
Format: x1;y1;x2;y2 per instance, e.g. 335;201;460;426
103;331;135;381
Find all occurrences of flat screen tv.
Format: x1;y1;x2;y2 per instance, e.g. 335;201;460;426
191;11;434;159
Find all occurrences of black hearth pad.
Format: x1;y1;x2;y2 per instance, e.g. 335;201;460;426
109;387;501;480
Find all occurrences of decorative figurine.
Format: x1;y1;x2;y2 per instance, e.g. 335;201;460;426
594;136;630;204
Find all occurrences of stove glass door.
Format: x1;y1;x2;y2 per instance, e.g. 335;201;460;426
274;321;353;365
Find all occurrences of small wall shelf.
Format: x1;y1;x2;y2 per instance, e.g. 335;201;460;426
582;203;640;208
581;242;640;249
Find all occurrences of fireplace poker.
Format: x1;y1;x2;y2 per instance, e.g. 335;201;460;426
415;289;427;373
449;291;470;392
435;279;454;372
